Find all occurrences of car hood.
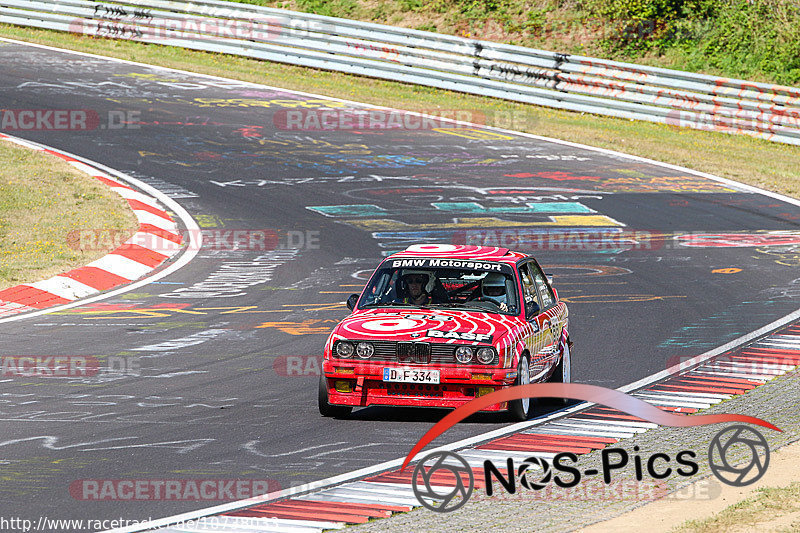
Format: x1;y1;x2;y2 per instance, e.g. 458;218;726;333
334;309;518;345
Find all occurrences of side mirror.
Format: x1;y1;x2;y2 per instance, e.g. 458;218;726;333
552;287;558;301
546;275;554;286
346;294;359;311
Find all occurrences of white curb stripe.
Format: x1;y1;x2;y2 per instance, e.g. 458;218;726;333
87;254;151;280
125;232;183;254
134;209;178;231
28;276;98;300
113;186;164;208
547;420;649;434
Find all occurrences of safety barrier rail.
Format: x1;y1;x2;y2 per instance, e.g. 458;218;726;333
2;0;799;145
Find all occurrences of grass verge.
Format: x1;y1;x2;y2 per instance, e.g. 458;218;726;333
674;482;800;533
0;139;138;291
1;24;798;201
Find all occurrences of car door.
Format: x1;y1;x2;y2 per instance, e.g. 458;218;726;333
526;260;566;351
518;262;548;357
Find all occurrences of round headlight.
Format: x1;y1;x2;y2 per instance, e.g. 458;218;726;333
476;347;495;364
336;341;354;358
356;342;374;359
455;346;474;364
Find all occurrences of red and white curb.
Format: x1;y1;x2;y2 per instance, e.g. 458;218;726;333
118;321;800;533
0;133;191;319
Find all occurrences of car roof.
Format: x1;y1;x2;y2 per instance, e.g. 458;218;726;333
386;244;528;265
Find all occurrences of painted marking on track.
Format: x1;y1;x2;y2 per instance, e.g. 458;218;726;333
255;319;339;335
344;215;623;231
712;268;743;274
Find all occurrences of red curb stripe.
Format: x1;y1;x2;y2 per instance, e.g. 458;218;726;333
95;175;132;190
731;353;800;365
506;432;618;445
263;499;407;513
227;507;370;523
127;198;170;219
364;468;490;489
111;244;169;268
478;441;593;454
256;500;391;518
741;347;800;356
0;286;71;308
60;266;131;290
44;149;77;162
735;353;800;365
670;380;755;392
652;383;743;395
675;375;762;387
139;223;182;244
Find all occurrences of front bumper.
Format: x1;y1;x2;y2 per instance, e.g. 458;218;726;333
322;360;516;410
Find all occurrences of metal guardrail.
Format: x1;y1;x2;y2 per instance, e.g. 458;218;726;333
2;0;800;145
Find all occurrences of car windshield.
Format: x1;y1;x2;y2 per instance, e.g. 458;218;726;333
359;261;519;314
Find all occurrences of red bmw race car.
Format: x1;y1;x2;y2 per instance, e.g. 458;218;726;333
319;244;571;421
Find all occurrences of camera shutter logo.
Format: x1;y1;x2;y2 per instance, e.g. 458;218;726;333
412;451;474;512
518;456;552;490
708;425;770;487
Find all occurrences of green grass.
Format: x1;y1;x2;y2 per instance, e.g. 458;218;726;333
1;23;798;202
0;140;138;290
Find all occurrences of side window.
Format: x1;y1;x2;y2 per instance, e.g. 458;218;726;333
528;262;555;309
518;264;542;318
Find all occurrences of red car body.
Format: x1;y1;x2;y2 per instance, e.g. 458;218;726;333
319;244;571;420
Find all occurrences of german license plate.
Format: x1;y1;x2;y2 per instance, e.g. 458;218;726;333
382;367;440;384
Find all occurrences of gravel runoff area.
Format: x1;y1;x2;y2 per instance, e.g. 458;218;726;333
347;366;800;532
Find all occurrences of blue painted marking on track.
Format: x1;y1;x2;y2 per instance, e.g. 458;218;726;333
431;202;595;214
307;204;387;217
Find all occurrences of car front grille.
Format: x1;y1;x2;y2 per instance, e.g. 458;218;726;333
363;341;498;365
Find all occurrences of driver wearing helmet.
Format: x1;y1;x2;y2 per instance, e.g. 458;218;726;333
397;270;434;306
481;272;509;312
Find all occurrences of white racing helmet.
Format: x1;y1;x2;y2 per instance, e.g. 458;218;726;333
401;269;435;293
481;272;507;304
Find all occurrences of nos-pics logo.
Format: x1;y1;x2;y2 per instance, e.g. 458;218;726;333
403;384;779;513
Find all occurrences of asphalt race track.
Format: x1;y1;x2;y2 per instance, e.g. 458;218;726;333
1;39;799;529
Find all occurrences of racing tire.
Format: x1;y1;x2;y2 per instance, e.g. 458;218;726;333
546;336;572;405
508;354;532;421
318;375;352;418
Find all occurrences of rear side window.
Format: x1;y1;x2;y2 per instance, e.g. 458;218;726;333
518;264;542;315
527;262;555;309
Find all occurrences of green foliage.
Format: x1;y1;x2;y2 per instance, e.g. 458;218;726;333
223;0;800;84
